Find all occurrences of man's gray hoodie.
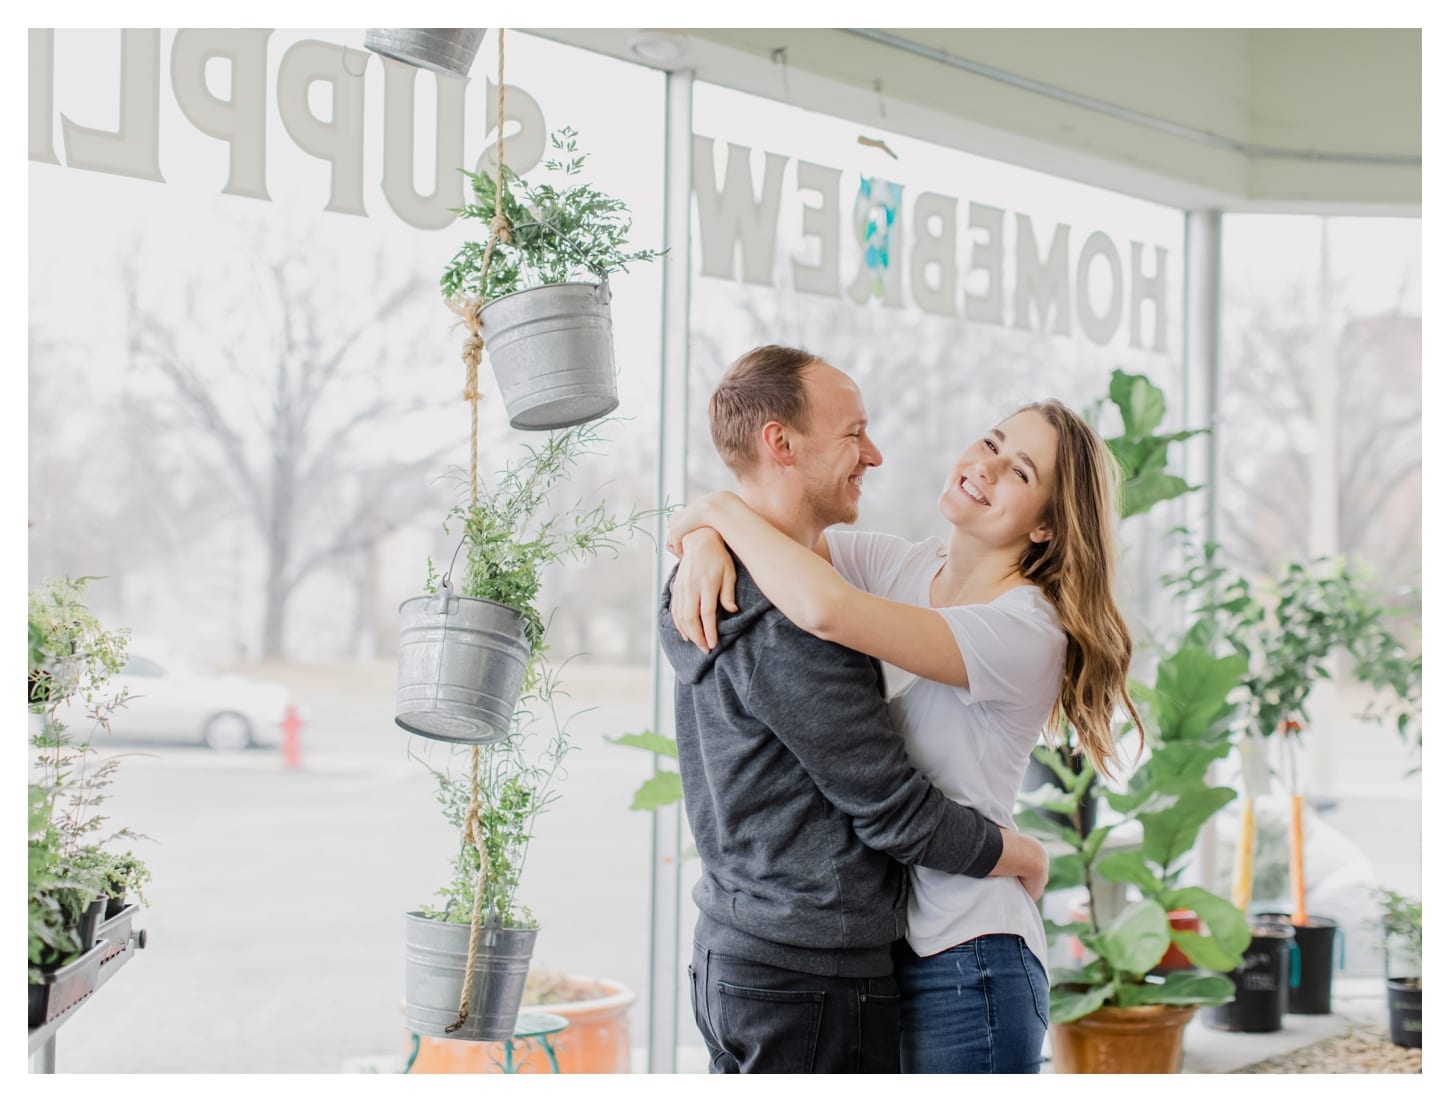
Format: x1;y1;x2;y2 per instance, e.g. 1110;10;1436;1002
659;557;1004;978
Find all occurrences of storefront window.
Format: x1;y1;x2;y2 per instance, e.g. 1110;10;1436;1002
29;28;664;1071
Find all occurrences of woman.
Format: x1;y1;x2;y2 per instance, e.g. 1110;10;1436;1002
667;399;1144;1074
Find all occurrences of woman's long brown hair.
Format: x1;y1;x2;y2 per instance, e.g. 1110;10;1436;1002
1015;400;1145;777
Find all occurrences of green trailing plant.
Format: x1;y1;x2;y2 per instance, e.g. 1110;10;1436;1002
1020;645;1252;1022
415;658;576;929
426;421;663;665
441;126;664;304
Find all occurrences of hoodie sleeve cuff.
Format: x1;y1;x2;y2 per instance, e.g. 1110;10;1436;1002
962;817;1005;879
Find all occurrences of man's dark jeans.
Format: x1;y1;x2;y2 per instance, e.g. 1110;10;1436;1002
689;942;901;1073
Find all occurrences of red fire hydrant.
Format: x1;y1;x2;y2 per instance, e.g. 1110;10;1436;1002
281;703;303;768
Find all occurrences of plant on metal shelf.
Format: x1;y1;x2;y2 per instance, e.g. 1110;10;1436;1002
27;576;151;1027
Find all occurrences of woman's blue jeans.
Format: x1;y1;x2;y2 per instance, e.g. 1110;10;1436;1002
894;934;1050;1074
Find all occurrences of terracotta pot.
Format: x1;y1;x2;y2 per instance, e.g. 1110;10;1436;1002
1153;910;1202;973
406;977;636;1073
1049;1003;1198;1074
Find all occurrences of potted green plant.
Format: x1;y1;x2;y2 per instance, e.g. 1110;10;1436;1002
398;423;659;1041
1373;888;1421;1048
402;656;574;1043
395;422;659;743
27;577;147;1027
441;125;663;431
1166;543;1422;1017
1020;644;1252;1073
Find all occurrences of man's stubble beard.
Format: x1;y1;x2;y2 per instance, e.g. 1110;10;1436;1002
803;482;858;530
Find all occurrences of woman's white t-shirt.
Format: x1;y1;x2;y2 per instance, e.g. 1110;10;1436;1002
825;529;1066;967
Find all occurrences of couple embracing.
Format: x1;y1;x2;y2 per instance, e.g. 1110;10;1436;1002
658;344;1144;1074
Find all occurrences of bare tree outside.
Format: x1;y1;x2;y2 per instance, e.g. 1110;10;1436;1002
112;223;461;655
1218;251;1422;597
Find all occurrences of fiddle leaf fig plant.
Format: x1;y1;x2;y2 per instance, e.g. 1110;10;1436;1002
1021;645;1251;1022
1095;368;1207;520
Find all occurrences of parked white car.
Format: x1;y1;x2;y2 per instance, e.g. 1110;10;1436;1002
56;642;293;752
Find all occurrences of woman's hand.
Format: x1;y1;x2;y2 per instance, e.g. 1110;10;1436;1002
666;492;739;558
670;528;738;652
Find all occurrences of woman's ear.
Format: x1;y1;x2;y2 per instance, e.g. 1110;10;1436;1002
1029;521;1054;546
759;421;795;468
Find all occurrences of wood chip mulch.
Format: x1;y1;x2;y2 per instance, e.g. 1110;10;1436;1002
1231;1026;1422;1074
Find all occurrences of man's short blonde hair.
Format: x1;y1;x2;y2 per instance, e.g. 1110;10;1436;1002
708;345;818;475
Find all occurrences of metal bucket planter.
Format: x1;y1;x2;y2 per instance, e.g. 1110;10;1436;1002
364;29;485;78
404;912;539;1042
395;587;530;744
481;280;619;431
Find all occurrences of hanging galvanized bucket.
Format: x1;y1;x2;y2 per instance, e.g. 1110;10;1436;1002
364;29;486;78
395;582;529;744
482;279;620;431
404;912;539;1041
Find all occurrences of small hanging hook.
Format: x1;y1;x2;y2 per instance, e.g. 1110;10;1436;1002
771;47;792;105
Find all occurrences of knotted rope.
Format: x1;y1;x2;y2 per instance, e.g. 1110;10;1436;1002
443;27;511;1037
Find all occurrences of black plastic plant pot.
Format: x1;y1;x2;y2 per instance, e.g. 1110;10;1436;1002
1387;978;1422;1048
1202;921;1296;1033
1256;912;1339;1015
1022;752;1098;837
28;939;107;1028
76;897;108;950
104;894;127;919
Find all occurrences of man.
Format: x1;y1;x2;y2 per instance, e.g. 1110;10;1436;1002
658;344;1048;1073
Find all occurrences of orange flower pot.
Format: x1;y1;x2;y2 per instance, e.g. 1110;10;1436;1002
405;977;636;1074
1153;910;1202;973
1049;1003;1198;1074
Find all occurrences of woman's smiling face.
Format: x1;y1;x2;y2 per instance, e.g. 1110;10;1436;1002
939;409;1058;549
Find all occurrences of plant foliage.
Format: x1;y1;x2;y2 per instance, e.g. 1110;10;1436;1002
427;420;662;665
440;127;664;303
27;577;150;982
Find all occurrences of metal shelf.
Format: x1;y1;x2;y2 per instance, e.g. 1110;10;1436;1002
28;908;147;1072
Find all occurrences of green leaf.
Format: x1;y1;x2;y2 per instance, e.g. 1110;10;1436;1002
1152;646;1248;742
1139;785;1237;869
1120;969;1237;1008
1050;983;1114;1023
1044;919;1091;944
1050;960;1110;988
1016;807;1085;848
605;731;678;759
1097;899;1171;977
1160;886;1252;970
1110;370;1167;436
628;771;683;812
1030;744;1079;787
1096;850;1164;899
1046;852;1086;894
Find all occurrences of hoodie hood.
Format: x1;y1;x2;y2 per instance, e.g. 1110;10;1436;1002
659;555;776;685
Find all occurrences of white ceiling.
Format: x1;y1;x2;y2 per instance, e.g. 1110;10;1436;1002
530;28;1421;214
